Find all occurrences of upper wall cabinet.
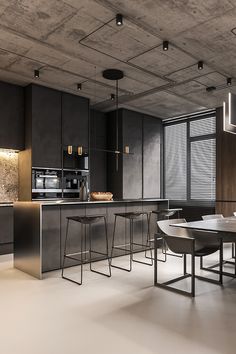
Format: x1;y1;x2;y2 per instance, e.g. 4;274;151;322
143;115;162;198
62;93;89;148
0;81;24;150
29;85;62;168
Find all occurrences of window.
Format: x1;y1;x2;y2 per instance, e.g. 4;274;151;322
164;114;216;202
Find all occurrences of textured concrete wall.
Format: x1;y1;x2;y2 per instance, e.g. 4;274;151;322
0;150;18;202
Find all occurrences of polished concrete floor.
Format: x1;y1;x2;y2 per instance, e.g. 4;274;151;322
0;249;236;354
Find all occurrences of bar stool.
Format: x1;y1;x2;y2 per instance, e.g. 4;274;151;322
146;208;183;262
110;212;153;272
62;214;111;285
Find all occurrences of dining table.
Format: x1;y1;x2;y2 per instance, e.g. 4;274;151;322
171;216;236;278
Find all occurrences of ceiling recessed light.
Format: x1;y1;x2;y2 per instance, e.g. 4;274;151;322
198;61;204;70
227;77;232;86
34;69;39;78
116;14;123;26
163;41;169;51
77;83;82;90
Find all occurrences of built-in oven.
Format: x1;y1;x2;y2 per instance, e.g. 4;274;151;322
32;168;89;199
32;168;62;199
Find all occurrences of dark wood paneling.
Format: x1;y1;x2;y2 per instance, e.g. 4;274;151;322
216;106;236;216
143;116;162;198
90;109;107;192
31;84;62;168
42;206;61;272
0;80;24;150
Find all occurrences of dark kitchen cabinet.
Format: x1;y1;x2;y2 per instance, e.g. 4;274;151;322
62;93;89;148
107;109;142;199
29;84;62;168
0;206;13;255
143;116;162;198
42;206;61;272
0;81;24;150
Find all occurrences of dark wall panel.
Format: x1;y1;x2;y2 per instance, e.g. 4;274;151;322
143;116;162;198
122;109;142;199
90;109;107;192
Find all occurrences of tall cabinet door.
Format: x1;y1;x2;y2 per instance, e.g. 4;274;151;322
31;85;62;168
143;116;162;198
62;93;89;147
122;109;142;199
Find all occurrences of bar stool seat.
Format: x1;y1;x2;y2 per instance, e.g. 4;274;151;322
62;214;111;285
111;211;153;272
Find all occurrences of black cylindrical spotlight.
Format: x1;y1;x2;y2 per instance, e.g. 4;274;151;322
163;41;169;51
227;77;232;86
110;93;115;101
34;69;39;78
198;61;203;70
77;83;82;90
116;14;123;26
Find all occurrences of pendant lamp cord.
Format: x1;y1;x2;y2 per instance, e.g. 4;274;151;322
116;79;119;171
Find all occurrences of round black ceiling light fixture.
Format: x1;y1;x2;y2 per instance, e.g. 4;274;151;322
103;69;124;81
198;61;204;70
227;77;232;86
34;69;40;78
163;41;169;51
116;14;123;26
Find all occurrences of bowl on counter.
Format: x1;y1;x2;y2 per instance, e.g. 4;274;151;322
90;192;113;201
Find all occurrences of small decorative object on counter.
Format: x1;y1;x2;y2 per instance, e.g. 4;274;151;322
90;192;113;201
79;179;88;201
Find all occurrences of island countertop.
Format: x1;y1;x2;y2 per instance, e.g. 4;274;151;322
14;198;169;279
14;198;168;206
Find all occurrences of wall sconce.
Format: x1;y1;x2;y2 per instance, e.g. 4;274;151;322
78;146;83;155
124;145;130;154
67;145;73;155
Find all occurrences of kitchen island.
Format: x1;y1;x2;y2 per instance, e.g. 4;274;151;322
14;198;168;279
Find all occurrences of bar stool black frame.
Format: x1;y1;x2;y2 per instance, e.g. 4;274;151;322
62;215;111;285
111;212;153;272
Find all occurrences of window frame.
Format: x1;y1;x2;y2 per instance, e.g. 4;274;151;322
163;113;216;205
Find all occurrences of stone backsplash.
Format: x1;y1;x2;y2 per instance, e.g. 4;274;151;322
0;150;18;202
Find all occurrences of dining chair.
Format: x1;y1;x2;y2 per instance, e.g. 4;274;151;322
154;219;223;297
201;214;236;277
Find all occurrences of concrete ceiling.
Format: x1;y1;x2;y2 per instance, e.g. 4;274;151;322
0;0;235;118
